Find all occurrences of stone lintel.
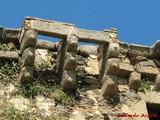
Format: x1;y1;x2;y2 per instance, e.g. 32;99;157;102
129;44;151;58
74;28;112;44
26;18;75;38
3;28;20;43
22;17;111;44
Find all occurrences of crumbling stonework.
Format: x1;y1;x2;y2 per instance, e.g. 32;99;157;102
18;29;37;83
1;16;160;119
1;16;160;95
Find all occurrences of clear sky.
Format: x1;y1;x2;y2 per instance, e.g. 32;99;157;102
1;0;160;46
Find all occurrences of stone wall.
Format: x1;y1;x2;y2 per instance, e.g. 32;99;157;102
0;17;160;97
98;42;160;97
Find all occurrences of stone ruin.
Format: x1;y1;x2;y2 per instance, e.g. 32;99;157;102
0;16;160;98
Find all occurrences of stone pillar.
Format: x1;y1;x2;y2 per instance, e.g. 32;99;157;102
61;35;78;91
18;29;37;83
56;39;67;77
155;74;160;91
98;44;109;84
0;26;3;43
99;43;120;97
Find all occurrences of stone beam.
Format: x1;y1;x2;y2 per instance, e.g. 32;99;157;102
128;44;151;58
23;17;112;44
24;17;75;38
74;28;112;44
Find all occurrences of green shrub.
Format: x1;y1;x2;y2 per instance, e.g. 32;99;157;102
0;60;19;84
138;78;151;93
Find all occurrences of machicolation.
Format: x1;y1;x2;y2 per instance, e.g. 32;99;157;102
0;17;160;96
0;16;160;96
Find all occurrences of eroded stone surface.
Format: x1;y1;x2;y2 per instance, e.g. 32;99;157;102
101;75;118;97
128;72;141;91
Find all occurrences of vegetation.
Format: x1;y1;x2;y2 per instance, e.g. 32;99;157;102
15;65;82;106
0;58;82;119
76;67;88;87
138;78;152;93
0;60;20;84
0;44;9;51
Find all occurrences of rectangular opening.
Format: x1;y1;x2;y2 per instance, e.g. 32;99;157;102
37;35;59;42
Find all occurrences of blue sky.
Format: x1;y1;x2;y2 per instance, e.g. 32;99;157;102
1;0;160;46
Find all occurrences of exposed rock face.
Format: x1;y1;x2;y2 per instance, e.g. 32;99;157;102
9;96;30;111
35;96;55;116
128;72;141;91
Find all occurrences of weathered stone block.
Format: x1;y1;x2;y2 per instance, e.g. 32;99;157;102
118;63;134;78
155;74;160;91
0;51;18;60
4;28;20;44
101;75;118;97
119;42;129;56
107;43;120;58
18;66;33;83
128;72;141;91
137;66;159;79
105;58;119;76
67;35;78;52
78;45;97;57
61;70;76;91
20;47;35;68
20;29;37;54
26;17;75;38
152;40;160;58
120;57;131;64
139;60;157;67
74;28;112;44
138;92;160;104
131;101;149;120
128;44;151;58
64;54;77;70
153;59;160;68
